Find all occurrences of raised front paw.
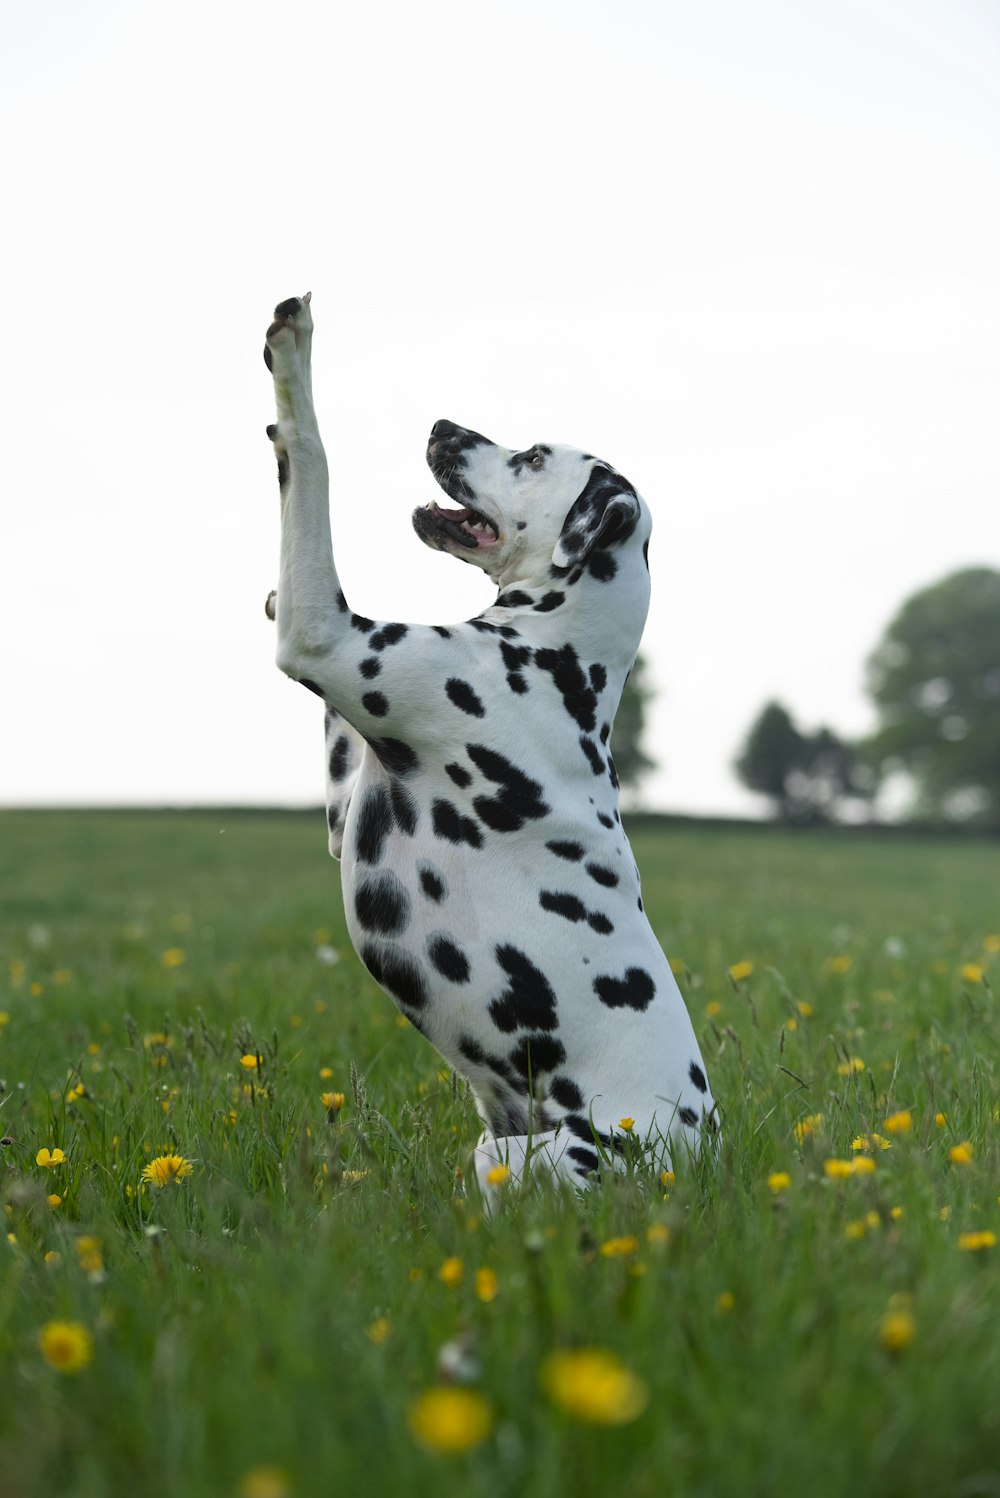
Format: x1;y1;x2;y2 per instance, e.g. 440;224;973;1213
263;291;313;373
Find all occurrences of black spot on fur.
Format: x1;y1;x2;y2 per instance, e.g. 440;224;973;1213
593;967;656;1012
534;591;565;612
587;912;614;935
642;539;649;571
500;642;532;671
586;863;618;888
428;936;471;984
370;623;408;651
458;1034;517;1083
467;744;549;832
507;674;528;694
497;589;533;608
446;678;486;717
432;799;483;849
276;454;289;488
418;865;447;903
371;738;419;776
550;1076;584;1111
362;692;389;717
359;656;381;678
351;612;375;632
568;1145;601;1173
565;1114;613;1149
688;1062;708;1094
360;943;426;1009
589;663;607;693
355;786;393;865
546;841;584;862
433;626;452;638
534;644;597;731
298;678;325;699
579;736;606;776
329;734;351;783
445;762;472;788
597;812;615;829
336;590;349;614
679;1106;699;1127
588;552;617;581
354;872;411;936
390;781;418;836
489;945;558;1033
599;722;611;744
539;891;586;923
509;1033;566;1079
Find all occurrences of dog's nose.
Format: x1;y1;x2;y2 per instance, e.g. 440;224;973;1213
431;419;462;441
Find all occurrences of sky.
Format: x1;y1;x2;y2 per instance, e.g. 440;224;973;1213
3;0;998;816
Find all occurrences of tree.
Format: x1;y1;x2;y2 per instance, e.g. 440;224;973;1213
735;700;871;824
865;567;1000;826
612;652;656;794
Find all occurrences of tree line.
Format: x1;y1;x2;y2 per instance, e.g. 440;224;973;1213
734;567;1000;829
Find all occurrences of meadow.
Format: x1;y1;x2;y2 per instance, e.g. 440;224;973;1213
0;809;997;1498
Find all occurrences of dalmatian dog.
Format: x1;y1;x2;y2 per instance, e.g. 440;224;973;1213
263;293;716;1204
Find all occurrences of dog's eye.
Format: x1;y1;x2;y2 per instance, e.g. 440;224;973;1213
528;449;545;468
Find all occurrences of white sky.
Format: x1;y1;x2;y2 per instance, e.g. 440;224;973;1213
3;0;998;815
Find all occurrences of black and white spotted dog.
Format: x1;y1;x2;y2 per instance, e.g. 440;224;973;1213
263;293;716;1202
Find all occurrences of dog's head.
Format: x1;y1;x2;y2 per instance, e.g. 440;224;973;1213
413;420;647;589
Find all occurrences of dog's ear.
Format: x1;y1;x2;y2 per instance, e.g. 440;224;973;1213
552;465;640;569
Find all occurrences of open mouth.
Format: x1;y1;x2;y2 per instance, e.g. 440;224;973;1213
424;499;500;550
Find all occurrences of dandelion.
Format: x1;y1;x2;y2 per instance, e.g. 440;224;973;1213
852;1155;876;1176
540;1347;648;1426
660;1169;675;1189
141;1154;195;1187
985;935;1000;954
879;1309;916;1353
715;1291;735;1314
160;948;186;969
407;1387;493;1453
958;1231;997;1252
891;1206;904;1220
322;1091;345;1114
240;1053;260;1070
600;1236;638;1258
824;1157;875;1180
484;1164;510;1188
794;1114;825;1143
949;1142;974;1166
36;1147;67;1168
960;964;984;984
852;1134;891;1152
319;1066;334;1079
341;1169;368;1183
75;1235;104;1274
646;1223;670;1247
837;1057;866;1076
828;954;853;974
935;1112;947;1128
367;1317;391;1344
475;1267;499;1303
845;1219;868;1240
44;1250;61;1265
619;1117;635;1133
47;1194;62;1209
767;1172;792;1193
728;960;753;982
796;1001;814;1017
238;1467;292;1498
438;1257;463;1289
705;1001;722;1018
39;1320;93;1373
884;1111;912;1136
668;956;686;974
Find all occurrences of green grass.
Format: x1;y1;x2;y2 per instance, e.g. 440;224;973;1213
1;810;998;1498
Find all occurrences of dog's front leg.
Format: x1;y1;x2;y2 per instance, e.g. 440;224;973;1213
264;294;343;689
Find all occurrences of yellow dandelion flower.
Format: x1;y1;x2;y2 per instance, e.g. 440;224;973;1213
141;1154;194;1187
958;1231;997;1252
705;1000;722;1018
949;1142;973;1166
238;1467;292;1498
47;1194;62;1208
845;1219;867;1240
793;1113;825;1143
619;1117;635;1133
367;1317;391;1344
660;1169;675;1188
39;1320;93;1373
239;1054;259;1070
828;954;853;974
884;1111;912;1136
646;1223;670;1247
319;1066;333;1079
852;1134;891;1153
35;1147;67;1168
767;1171;792;1193
960;964;984;984
484;1163;511;1187
879;1309;915;1353
837;1057;866;1076
322;1091;345;1113
75;1236;103;1274
438;1256;463;1288
891;1205;904;1220
852;1155;876;1175
407;1387;493;1453
728;960;753;982
44;1250;61;1265
934;1111;947;1128
540;1347;648;1426
785;1017;798;1031
341;1169;368;1183
600;1235;638;1258
668;956;686;974
824;1158;857;1180
475;1267;499;1303
984;934;1000;954
160;948;186;969
796;1001;814;1017
715;1291;735;1314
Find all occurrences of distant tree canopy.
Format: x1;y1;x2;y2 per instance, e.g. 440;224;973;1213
612;652;656;794
864;567;1000;827
734;700;872;824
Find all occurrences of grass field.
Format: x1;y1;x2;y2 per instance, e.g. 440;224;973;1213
1;810;998;1498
